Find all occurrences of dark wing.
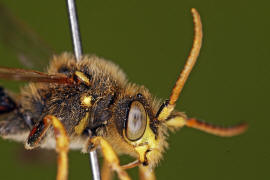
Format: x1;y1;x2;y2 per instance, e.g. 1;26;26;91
0;67;73;84
0;4;54;71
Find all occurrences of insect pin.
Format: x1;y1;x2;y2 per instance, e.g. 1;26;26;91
0;6;247;180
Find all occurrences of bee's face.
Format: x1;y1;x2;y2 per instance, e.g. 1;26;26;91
113;85;168;167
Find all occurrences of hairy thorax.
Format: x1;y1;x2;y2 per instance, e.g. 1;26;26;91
19;53;129;150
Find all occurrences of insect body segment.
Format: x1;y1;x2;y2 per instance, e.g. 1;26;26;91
0;87;16;114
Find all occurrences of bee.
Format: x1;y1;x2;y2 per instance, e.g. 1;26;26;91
0;4;247;180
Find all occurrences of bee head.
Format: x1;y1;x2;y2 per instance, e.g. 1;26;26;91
113;84;169;168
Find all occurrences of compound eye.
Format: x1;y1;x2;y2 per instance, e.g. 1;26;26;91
126;101;147;141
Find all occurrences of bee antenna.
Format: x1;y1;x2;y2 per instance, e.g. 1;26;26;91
157;8;203;121
169;8;202;106
186;118;248;137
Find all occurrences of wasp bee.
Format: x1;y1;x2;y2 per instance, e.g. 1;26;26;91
0;4;247;180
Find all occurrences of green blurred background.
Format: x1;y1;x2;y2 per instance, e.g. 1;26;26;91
0;0;268;179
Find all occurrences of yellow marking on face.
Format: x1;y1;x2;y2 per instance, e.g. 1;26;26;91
74;112;89;135
157;104;175;121
135;145;149;163
81;95;93;107
123;115;159;164
75;71;90;85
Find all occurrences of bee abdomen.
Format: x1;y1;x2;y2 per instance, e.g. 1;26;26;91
0;87;30;140
0;87;16;114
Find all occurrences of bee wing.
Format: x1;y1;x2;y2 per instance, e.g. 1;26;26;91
0;4;54;71
0;67;73;84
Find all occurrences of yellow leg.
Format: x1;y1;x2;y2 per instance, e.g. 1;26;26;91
139;165;156;180
44;115;69;180
101;160;113;180
26;115;69;180
90;137;131;180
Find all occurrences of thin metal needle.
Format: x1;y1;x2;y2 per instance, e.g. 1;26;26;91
66;0;101;180
66;0;83;60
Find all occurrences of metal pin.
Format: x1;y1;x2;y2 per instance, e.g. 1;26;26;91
66;0;83;60
66;0;101;180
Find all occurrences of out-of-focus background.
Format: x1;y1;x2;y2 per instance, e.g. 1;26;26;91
0;0;268;179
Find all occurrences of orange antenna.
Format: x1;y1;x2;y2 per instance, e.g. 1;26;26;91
186;118;247;137
161;9;247;137
169;8;202;106
157;8;203;121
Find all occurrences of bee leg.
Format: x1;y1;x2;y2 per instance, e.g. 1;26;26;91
90;136;131;180
26;115;69;180
138;165;156;180
25;116;52;149
49;116;69;180
101;160;114;180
